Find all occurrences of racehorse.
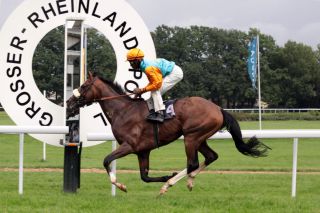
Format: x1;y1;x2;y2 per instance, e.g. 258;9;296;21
66;72;270;195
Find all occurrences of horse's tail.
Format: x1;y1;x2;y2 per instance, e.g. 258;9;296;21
220;109;271;157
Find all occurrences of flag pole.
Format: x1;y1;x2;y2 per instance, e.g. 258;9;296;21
257;35;262;130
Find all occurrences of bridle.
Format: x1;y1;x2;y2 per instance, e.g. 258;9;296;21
73;77;134;106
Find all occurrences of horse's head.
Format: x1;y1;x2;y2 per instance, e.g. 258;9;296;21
66;72;99;118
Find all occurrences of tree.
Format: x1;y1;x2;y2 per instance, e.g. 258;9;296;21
32;26;65;103
86;28;116;79
32;24;320;108
33;27;116;104
152;25;255;107
267;41;320;107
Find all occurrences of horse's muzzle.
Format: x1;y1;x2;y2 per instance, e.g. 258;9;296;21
66;95;81;118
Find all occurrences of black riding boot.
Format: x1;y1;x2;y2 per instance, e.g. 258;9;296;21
146;110;164;123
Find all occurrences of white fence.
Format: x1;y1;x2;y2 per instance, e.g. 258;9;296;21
0;126;68;194
87;130;320;198
225;108;320;113
1;127;320;197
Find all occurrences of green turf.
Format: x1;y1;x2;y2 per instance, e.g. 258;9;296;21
1;135;320;172
0;111;14;125
1;112;320;212
1;172;319;213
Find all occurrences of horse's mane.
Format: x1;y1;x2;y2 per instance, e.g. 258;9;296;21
97;76;126;95
96;76;142;101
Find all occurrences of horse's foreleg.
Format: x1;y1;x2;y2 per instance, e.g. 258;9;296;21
138;152;177;183
103;143;133;193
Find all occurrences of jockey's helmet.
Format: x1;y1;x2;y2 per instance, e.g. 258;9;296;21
126;48;144;61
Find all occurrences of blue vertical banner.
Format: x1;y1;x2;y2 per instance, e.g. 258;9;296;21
247;37;257;89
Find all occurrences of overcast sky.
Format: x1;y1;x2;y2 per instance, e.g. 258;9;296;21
1;0;320;49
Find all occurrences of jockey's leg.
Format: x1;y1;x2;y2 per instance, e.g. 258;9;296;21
146;98;154;111
160;65;183;95
146;91;165;122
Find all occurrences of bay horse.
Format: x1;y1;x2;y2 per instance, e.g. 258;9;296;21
66;72;270;195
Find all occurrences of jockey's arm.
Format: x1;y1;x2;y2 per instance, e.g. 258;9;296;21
143;66;163;92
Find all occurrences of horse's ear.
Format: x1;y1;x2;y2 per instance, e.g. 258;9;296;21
88;71;94;80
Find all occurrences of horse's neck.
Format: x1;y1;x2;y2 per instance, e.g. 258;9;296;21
98;84;131;124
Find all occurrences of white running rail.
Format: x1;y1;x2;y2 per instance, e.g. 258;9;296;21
0;126;68;195
87;129;320;198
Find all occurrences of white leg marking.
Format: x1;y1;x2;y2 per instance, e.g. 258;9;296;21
168;168;187;185
109;172;116;183
159;162;208;194
159;168;187;195
189;162;206;177
187;162;207;191
109;172;127;192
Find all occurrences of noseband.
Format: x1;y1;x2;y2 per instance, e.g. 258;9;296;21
73;89;87;107
73;78;133;107
73;78;97;107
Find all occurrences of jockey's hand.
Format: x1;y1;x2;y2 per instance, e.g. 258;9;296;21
133;88;144;95
133;88;145;99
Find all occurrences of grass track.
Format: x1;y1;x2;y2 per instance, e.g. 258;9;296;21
1;112;320;212
1;172;320;213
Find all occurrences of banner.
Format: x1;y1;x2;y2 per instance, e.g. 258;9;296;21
247;37;257;89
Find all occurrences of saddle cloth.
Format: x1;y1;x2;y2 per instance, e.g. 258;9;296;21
164;99;176;120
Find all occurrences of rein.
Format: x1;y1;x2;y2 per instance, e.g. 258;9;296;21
75;77;134;103
93;93;134;102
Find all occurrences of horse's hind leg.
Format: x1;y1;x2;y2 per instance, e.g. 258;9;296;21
187;141;218;191
159;168;188;195
159;137;200;195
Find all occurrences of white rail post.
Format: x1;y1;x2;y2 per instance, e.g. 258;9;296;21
111;140;117;196
43;139;46;161
292;138;298;197
43;90;46;161
19;133;24;195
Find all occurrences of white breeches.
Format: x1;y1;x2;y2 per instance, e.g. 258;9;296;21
160;65;183;95
147;65;183;112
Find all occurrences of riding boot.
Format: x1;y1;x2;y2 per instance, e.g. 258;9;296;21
146;110;164;123
148;109;155;115
146;109;156;120
156;110;165;123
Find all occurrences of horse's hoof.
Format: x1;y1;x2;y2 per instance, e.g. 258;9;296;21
159;188;168;196
187;181;193;191
116;183;127;192
187;178;194;191
119;184;127;193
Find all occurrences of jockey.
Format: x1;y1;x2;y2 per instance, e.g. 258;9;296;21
127;48;183;123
